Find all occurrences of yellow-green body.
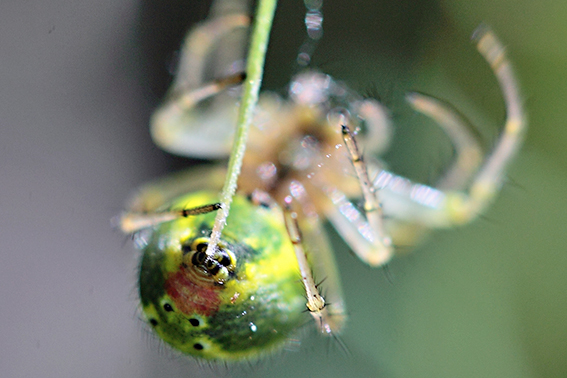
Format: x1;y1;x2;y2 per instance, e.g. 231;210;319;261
138;191;306;360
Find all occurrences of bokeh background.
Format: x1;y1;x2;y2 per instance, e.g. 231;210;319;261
1;1;566;377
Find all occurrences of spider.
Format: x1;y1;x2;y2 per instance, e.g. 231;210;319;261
118;1;525;361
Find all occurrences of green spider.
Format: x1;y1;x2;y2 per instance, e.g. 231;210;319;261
118;1;525;362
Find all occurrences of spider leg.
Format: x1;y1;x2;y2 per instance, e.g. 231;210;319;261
119;203;221;234
459;26;526;222
318;27;524;260
322;183;391;264
339;124;394;266
367;27;525;235
405;92;483;191
150;9;250;158
124;165;227;212
354;98;393;157
116;165;227;233
283;186;347;336
384;27;525;227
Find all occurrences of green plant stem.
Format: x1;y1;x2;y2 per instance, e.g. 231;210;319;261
206;0;278;257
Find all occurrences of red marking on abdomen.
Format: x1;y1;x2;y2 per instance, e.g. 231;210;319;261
165;268;221;317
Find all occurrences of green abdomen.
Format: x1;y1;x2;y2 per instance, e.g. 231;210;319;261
138;192;307;360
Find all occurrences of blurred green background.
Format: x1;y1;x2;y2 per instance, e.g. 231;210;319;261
1;1;565;377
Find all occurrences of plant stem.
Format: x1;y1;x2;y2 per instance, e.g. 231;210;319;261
206;0;278;257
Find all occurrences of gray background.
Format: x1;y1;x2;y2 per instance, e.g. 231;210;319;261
1;1;566;377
